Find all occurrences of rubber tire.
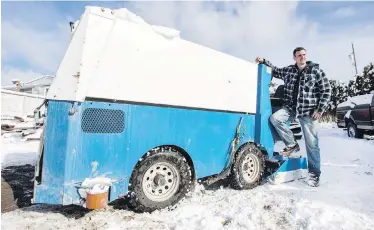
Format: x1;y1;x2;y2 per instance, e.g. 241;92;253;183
128;147;194;213
347;122;363;139
229;143;265;190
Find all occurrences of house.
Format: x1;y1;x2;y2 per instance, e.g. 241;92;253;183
1;75;54;97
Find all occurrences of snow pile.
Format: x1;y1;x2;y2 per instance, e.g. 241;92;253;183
337;93;373;108
1;116;43;169
89;184;110;195
163;186;374;230
151;25;180;39
81;177;113;195
1;135;40;169
113;8;148;25
73;7;180;41
2;185;374;230
81;177;113;188
112;7;180;39
24;128;43;140
76;177;114;202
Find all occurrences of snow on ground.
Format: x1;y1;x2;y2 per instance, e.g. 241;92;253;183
1;132;40;170
2;123;374;230
1;116;43;169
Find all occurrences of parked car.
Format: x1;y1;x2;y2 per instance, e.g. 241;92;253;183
270;84;302;140
336;93;374;138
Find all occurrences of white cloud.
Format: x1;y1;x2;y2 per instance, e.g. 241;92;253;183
331;6;356;19
1;68;43;86
2;1;373;87
127;1;374;82
1;2;73;86
2;21;70;74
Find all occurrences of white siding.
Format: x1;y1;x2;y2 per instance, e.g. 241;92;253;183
1;89;45;118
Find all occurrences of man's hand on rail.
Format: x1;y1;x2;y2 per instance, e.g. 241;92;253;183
255;57;264;64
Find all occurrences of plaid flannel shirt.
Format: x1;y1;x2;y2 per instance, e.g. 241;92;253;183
263;59;331;118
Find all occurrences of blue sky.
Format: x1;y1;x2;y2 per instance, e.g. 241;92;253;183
2;1;374;85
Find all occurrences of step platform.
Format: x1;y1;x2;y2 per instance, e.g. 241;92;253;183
265;152;308;185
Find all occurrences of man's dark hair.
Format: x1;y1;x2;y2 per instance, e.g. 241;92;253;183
293;47;306;57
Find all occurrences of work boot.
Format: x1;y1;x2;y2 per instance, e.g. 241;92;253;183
280;143;300;157
306;173;320;187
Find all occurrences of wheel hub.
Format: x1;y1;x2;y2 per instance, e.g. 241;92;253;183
241;154;260;183
153;174;166;186
142;162;180;202
349;126;355;137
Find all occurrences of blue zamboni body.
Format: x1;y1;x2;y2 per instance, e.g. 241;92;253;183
33;64;308;206
32;4;309;209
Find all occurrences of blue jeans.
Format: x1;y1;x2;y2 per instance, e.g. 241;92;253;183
269;108;321;176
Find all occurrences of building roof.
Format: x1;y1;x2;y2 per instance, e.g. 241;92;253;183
1;75;55;90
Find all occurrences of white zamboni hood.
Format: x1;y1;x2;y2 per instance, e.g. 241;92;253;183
47;6;259;114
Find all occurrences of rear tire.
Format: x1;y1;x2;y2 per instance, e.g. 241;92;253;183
229;143;265;190
347;122;363;139
128;147;194;213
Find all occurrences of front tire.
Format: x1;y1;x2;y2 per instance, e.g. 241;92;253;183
128;147;194;212
229;143;265;190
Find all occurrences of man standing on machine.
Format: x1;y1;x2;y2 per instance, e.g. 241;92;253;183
256;47;331;187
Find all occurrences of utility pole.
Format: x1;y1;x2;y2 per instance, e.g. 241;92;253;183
351;42;358;75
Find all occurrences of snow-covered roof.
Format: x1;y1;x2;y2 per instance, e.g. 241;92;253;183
337;93;374;108
47;6;259;114
2;75;54;90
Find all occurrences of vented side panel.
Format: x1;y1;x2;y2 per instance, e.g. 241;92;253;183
81;108;124;133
